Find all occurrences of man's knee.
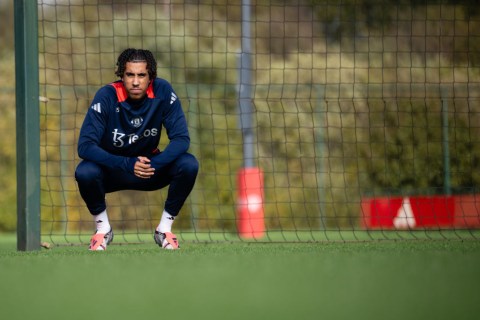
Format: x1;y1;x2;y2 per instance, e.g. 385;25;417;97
75;161;103;184
178;153;199;178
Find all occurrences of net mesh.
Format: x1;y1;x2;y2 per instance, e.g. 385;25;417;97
38;0;480;244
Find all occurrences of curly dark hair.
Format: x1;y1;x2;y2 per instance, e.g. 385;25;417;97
115;48;157;79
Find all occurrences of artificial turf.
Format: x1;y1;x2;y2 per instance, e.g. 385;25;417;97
0;234;479;320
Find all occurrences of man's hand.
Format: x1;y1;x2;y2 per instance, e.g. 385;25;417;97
134;156;155;179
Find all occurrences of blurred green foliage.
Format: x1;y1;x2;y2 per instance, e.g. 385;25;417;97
1;1;480;233
0;1;16;231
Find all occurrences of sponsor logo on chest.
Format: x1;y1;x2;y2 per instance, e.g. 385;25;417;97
130;117;144;128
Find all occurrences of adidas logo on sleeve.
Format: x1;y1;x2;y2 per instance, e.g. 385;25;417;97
170;92;177;105
91;103;101;113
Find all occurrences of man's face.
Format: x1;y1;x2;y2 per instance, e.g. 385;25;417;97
122;61;151;101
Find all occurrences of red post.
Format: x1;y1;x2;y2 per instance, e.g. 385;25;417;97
237;167;265;238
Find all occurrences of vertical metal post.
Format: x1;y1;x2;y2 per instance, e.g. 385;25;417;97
239;0;254;168
441;88;451;196
237;0;265;239
14;0;41;251
315;85;326;229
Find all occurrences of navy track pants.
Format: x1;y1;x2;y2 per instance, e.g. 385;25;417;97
75;153;199;216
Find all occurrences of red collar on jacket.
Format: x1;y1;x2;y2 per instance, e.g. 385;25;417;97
110;80;155;102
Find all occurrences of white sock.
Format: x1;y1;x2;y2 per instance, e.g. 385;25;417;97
94;210;111;234
156;210;175;233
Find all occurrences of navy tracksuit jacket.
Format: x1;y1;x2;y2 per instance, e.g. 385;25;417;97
75;78;198;216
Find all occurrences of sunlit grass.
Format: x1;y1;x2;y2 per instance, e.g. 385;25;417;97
1;234;479;320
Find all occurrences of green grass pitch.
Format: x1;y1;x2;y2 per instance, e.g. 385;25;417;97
0;234;479;320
